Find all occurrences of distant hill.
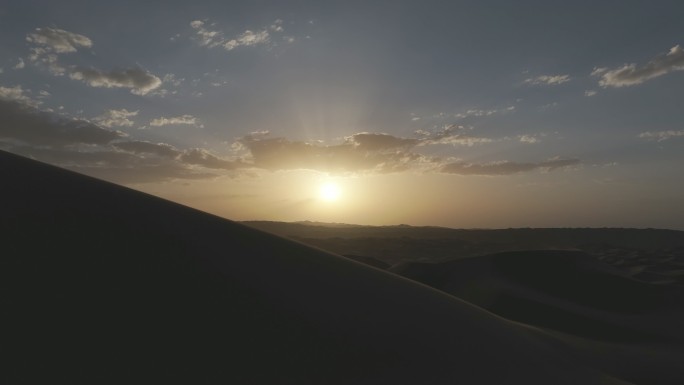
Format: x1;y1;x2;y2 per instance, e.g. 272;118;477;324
242;221;684;281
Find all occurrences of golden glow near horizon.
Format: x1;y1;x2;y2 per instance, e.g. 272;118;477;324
319;182;341;202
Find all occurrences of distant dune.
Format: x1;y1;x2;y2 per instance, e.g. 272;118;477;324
1;149;678;384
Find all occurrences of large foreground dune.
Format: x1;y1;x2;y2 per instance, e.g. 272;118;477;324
0;150;649;384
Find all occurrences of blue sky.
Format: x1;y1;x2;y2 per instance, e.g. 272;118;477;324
1;1;683;229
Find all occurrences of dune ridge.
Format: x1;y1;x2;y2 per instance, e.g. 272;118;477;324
0;150;656;384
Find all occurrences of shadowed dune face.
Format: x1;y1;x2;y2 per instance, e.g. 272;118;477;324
390;250;684;385
0;149;627;384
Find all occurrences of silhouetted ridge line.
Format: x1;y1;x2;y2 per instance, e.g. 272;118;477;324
0;150;657;384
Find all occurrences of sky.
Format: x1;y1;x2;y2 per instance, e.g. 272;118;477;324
1;0;683;229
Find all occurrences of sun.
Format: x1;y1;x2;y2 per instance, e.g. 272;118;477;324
319;182;341;202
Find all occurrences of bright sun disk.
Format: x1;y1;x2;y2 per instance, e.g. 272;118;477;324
319;182;341;202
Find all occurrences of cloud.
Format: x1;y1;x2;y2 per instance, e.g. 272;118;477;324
224;30;270;50
593;45;684;87
114;141;242;170
94;109;138;128
346;132;419;150
239;132;427;174
113;140;181;158
25;27;91;75
0;85;37;106
418;125;494;146
149;114;202;127
69;67;162;95
524;74;571;86
584;90;597;97
0;99;123;146
189;20;224;47
14;58;25;70
638;130;684;141
518;134;541;144
190;19;289;51
0;99;246;184
441;158;579;176
25;27;162;95
179;148;243;169
26;27;92;54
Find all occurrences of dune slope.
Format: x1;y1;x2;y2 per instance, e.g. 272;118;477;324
1;150;627;385
391;250;684;384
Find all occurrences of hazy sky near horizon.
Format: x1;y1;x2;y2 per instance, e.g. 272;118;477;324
1;0;683;229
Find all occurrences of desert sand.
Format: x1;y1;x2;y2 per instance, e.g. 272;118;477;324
2;149;679;384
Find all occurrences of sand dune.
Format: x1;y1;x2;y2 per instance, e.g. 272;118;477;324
391;250;684;384
0;149;637;384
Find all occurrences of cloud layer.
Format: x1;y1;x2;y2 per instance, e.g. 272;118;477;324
593;45;684;87
441;158;579;176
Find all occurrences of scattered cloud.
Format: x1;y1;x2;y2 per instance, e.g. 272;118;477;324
25;27;92;75
69;67;162;95
518;134;542;144
638;130;684;141
14;58;25;70
0;85;37;106
417;125;494;146
190;19;291;51
584;90;597;97
224;30;270;50
441;158;580;176
179;148;243;169
149;114;203;128
25;27;162;95
0;98;122;146
94;109;138;128
270;19;284;32
0;101;242;184
113;140;181;158
239;131;428;174
524;74;571;86
26;27;92;54
593;45;684;87
238;131;575;176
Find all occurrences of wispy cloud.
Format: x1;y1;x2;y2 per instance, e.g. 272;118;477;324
638;130;684;141
14;58;25;70
94;109;138;128
0;98;122;146
441;158;579;176
524;74;571;86
26;27;92;54
417;125;493;146
26;27;92;75
25;27;162;95
593;45;684;87
238;131;576;176
518;134;542;144
239;131;428;174
70;67;162;95
190;19;290;51
0;101;240;184
584;90;597;97
149;114;203;128
0;85;37;106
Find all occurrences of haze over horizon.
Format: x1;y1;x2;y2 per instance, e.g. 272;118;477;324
1;1;683;230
